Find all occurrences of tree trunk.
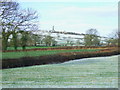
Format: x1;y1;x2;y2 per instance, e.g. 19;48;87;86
12;31;18;50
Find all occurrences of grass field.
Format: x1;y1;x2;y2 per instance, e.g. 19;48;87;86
7;46;60;50
2;49;100;59
2;55;118;88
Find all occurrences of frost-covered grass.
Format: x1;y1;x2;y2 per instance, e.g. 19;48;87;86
2;55;119;88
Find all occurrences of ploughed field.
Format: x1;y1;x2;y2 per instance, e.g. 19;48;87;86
2;46;118;59
2;55;118;88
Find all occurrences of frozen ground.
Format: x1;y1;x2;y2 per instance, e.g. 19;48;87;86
2;55;119;88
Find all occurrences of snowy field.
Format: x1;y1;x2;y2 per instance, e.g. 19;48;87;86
2;55;119;88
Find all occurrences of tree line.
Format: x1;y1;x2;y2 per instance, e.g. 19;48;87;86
1;0;120;51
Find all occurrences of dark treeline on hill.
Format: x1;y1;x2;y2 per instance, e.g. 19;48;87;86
49;30;100;37
49;30;86;35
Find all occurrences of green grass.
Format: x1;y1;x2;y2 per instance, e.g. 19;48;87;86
2;49;100;59
2;55;118;88
7;46;60;50
0;52;2;60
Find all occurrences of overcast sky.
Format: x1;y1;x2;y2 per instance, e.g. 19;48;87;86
18;0;118;37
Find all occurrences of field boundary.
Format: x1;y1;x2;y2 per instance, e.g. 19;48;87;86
2;46;114;52
2;47;120;69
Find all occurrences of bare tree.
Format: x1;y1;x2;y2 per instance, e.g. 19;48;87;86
1;0;19;50
107;30;120;46
1;0;38;50
84;29;100;46
17;9;38;50
43;35;57;46
86;29;98;36
118;30;120;46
